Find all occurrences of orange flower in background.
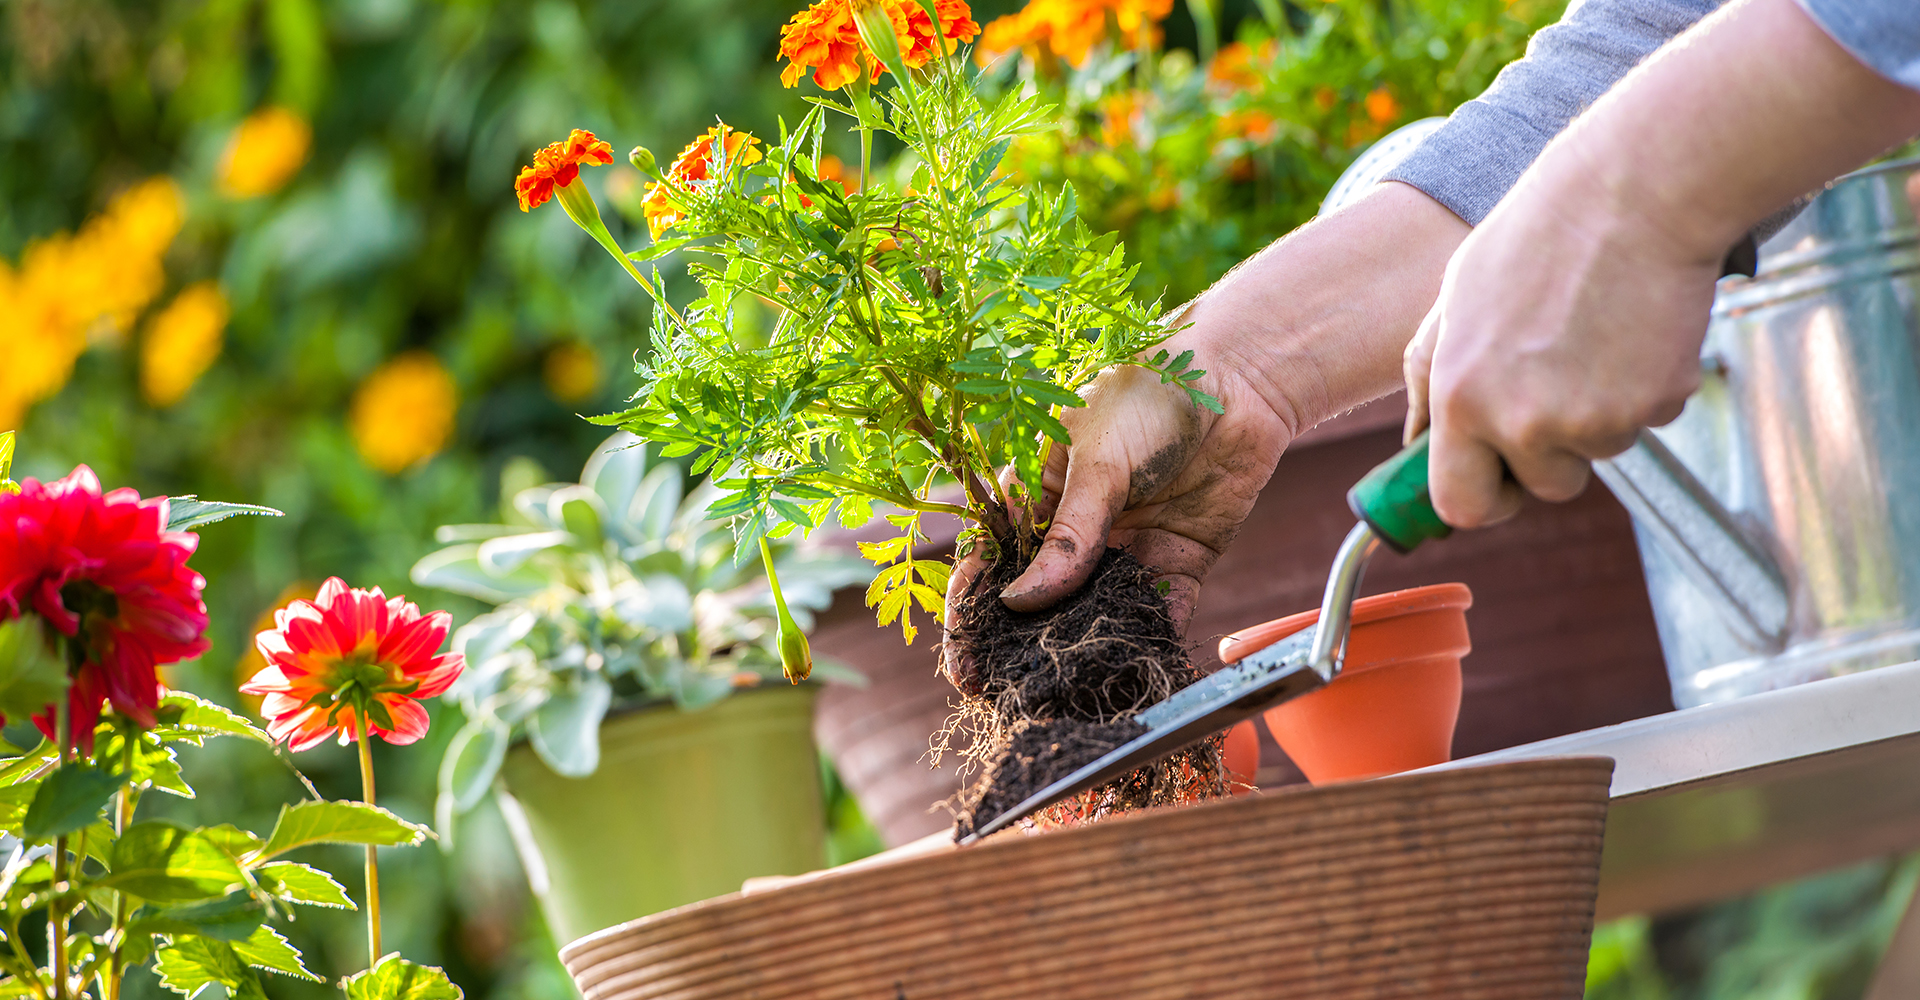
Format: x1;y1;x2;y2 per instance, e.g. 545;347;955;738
242;577;464;751
1098;91;1144;148
515;128;616;212
218;107;312;198
141;281;229;407
641;124;764;238
818;155;858;195
779;0;979;90
543;341;601;403
349;351;457;474
977;0;1170;68
1207;39;1274;91
1364;85;1399;125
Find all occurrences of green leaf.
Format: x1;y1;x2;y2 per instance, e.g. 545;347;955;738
153;692;272;745
0;781;39;834
129;892;268;941
343;956;464;1000
198;824;265;859
528;675;611;778
106;822;246;901
438;719;508;815
231;925;321;981
23;764;122;840
253;862;354;909
163;498;284;532
409;546;550;604
0;616;70;723
155;937;268;1000
255;801;430;862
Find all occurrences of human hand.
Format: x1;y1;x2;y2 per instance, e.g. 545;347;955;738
942;182;1469;691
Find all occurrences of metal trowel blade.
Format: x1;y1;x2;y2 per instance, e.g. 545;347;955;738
958;625;1325;844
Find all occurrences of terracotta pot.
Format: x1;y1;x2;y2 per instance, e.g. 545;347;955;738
1223;719;1260;794
1218;583;1471;785
560;757;1613;999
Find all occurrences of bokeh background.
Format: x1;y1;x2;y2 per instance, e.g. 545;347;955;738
3;0;1914;997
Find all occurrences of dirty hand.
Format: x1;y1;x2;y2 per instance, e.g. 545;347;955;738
942;182;1469;692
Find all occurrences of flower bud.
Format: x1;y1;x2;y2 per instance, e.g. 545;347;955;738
629;145;658;178
851;0;910;82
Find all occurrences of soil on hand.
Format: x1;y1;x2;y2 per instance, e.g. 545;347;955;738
941;537;1226;840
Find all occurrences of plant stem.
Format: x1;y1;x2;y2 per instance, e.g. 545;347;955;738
356;717;382;969
49;704;69;1000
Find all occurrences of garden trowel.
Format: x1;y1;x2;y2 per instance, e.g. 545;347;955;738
958;432;1450;844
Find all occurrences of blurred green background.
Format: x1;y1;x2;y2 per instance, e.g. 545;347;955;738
2;0;1913;997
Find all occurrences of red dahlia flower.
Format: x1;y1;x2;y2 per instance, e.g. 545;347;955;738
242;577;463;751
0;466;209;749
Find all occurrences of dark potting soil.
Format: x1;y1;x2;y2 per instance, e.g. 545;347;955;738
941;537;1226;840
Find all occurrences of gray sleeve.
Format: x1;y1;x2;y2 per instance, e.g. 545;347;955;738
1384;0;1723;227
1798;0;1920;91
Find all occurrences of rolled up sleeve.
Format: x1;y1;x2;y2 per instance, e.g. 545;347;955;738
1797;0;1920;92
1385;0;1722;226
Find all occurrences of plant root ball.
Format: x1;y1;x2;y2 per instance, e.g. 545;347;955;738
940;537;1226;840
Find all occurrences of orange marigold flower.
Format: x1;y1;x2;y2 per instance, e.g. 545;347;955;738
1207;39;1273;91
779;0;979;90
641;124;764;239
515;129;616;212
976;0;1169;68
1364;85;1400;126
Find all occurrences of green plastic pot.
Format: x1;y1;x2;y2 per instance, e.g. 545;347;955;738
498;684;826;945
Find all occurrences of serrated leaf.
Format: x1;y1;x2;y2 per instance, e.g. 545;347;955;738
855;536;909;564
129;892;268;941
155;937;268;1000
198;824;264;859
163;498;284;532
107;822;246;901
253;862;354;909
0;781;38;835
255;801;430;862
23;764;122;840
154;693;272;745
231;925;321;981
342;955;464;1000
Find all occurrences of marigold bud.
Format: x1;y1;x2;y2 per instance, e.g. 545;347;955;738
851;0;910;82
629;145;658;178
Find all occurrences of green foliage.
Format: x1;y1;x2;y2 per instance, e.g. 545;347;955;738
418;433;869;834
341;955;464;1000
163;499;286;533
255;801;432;861
0;617;71;723
0;707;365;1000
986;0;1569;302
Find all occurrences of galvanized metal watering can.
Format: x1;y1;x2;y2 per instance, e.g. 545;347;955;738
1330;124;1920;708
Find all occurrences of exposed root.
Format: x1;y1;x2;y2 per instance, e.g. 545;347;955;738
937;536;1226;840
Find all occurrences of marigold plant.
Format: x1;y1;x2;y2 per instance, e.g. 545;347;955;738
349;352;458;474
518;0;1218;650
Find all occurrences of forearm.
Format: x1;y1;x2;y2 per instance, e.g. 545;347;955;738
1546;0;1920;264
1176;181;1469;436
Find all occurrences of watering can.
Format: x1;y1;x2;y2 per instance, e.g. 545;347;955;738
1329;123;1920;708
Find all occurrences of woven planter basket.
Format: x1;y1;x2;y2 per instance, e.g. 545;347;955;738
562;756;1613;1000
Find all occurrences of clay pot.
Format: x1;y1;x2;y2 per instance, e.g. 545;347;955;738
560;757;1613;999
1218;583;1471;785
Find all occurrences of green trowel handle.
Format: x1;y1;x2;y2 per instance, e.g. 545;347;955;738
1346;430;1451;554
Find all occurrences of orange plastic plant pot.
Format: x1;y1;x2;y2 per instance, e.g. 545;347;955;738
1217;583;1471;785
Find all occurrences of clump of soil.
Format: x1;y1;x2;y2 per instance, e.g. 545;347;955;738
939;536;1226;840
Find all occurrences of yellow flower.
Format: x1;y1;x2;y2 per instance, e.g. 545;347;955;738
543;341;601;403
141;282;229;407
0;177;184;425
350;352;458;474
218;107;312;199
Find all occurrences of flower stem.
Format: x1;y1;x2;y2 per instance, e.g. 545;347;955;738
50;703;70;1000
356;717;382;969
